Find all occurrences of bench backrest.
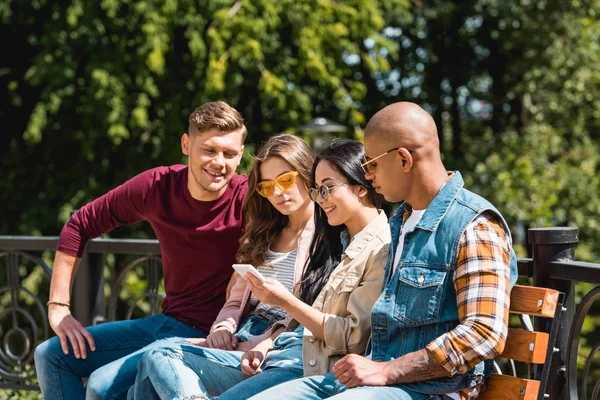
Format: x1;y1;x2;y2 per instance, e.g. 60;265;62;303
479;284;563;400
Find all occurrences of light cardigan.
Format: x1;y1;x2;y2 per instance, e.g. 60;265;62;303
209;214;316;336
273;210;390;376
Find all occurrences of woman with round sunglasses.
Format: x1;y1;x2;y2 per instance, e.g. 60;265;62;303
135;139;390;400
128;133;316;399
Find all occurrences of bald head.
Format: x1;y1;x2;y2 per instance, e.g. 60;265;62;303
363;102;448;207
365;102;440;155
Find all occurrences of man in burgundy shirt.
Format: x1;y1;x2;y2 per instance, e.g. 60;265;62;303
34;101;249;400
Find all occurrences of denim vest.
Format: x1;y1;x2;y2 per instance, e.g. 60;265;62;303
368;171;518;394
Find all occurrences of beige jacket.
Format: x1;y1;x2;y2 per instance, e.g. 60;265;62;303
274;210;390;376
210;216;316;335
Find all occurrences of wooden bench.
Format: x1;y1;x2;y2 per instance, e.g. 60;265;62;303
479;284;564;400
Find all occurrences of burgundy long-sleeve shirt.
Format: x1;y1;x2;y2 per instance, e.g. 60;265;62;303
57;165;248;333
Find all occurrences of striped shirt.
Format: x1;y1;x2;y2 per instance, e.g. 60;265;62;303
250;248;298;314
423;211;512;399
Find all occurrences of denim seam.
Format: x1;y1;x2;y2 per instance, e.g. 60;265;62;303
53;358;64;400
67;342;152;355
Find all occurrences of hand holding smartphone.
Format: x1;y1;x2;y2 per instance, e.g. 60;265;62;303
232;264;267;282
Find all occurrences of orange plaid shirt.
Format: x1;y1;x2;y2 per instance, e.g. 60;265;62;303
421;211;512;398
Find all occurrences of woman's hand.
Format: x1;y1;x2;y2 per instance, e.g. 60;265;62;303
234;340;256;352
184;337;208;346
240;341;271;377
245;274;295;308
240;349;265;377
202;327;238;350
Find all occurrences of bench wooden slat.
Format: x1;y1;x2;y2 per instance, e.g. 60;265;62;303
509;284;559;317
480;285;562;399
500;328;549;364
480;374;541;400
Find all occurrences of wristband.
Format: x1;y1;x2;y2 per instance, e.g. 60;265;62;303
47;300;70;307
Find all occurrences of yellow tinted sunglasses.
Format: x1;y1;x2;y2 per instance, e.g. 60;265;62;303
255;171;299;197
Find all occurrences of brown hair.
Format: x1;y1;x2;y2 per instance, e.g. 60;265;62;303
237;134;314;267
188;101;247;141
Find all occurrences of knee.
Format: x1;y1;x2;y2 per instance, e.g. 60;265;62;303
145;347;179;366
144;347;182;377
86;368;113;400
148;346;181;359
34;336;63;370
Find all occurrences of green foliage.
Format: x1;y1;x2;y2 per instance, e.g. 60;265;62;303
1;0;410;239
458;1;600;261
358;0;600;262
0;388;41;400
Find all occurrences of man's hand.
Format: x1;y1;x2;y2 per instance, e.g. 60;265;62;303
48;305;95;359
333;354;389;388
245;274;294;308
204;328;238;350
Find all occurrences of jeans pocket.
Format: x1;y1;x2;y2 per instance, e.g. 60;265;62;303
393;266;447;326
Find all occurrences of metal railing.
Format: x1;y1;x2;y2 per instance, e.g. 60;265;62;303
0;236;162;391
0;227;599;398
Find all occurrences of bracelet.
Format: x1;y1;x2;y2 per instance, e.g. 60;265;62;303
47;300;70;307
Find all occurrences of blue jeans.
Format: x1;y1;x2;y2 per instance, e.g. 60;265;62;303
234;308;286;342
129;341;303;400
248;372;453;400
34;313;205;400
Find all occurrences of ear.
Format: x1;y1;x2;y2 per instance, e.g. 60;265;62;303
235;145;245;167
398;148;413;171
357;186;368;198
181;133;191;156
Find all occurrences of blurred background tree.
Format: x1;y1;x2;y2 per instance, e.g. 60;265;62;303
0;0;409;238
2;0;598;252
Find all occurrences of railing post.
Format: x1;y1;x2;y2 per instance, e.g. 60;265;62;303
529;227;578;399
71;250;105;327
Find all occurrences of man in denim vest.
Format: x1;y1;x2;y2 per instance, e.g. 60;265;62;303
253;102;518;400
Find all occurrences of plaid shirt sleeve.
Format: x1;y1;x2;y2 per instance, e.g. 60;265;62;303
425;211;512;376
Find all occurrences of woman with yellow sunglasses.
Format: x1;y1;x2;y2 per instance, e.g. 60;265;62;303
211;133;316;348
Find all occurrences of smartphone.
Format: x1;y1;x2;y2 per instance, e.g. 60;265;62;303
232;264;267;282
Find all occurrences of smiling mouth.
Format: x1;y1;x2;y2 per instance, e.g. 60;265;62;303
323;206;336;214
204;168;224;179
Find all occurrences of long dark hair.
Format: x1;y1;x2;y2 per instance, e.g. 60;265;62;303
237;134;314;267
298;139;382;305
